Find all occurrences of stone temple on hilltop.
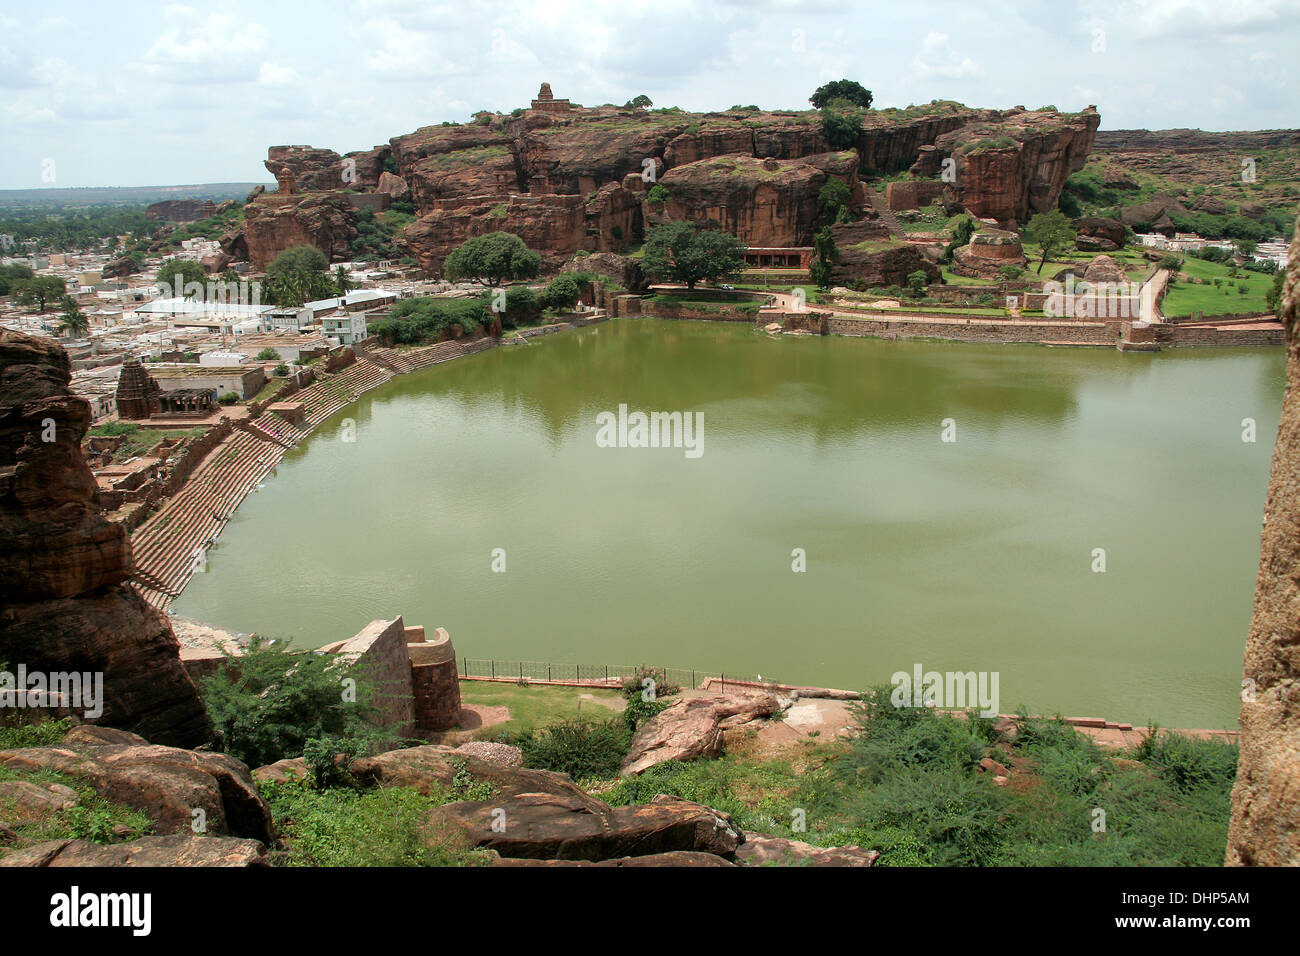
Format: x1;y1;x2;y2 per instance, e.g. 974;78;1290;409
530;82;571;114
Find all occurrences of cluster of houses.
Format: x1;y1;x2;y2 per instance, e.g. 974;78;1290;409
0;244;466;424
1136;232;1290;269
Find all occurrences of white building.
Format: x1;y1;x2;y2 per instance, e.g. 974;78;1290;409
321;311;368;345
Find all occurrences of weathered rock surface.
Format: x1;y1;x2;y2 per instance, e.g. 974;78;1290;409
0;726;272;843
562;251;648;293
144;199;213;222
0;779;79;813
1;834;268;867
0;331;208;747
1075;216;1126;251
241;192;357;270
432;792;744;861
621;694;783;775
455;741;523;767
737;831;879;867
350;744;607;810
101;255;139;279
1082;254;1129;286
264;144;391;193
827;226;941;289
1227;211;1300;866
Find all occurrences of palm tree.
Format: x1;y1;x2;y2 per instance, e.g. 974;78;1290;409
57;298;90;338
334;266;355;295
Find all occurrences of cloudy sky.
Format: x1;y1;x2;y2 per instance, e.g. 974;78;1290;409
2;0;1297;189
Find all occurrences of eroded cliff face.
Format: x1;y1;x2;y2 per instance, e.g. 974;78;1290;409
246;100;1098;274
1227;213;1300;866
242;193;358;271
0;331;209;748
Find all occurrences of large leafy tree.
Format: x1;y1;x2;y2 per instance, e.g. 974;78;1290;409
268;244;329;277
810;79;873;110
821;110;862;150
817;179;853;226
264;245;337;306
641;222;747;290
1023;210;1077;274
12;275;68;312
444;232;541;286
156;257;209;299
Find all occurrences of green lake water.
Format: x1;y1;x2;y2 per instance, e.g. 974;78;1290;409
173;319;1286;729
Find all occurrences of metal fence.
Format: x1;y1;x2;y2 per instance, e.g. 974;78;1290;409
459;659;758;691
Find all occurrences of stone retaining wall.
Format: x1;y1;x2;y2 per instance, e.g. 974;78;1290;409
827;315;1121;345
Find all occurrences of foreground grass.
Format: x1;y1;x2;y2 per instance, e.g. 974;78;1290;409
1162;257;1273;317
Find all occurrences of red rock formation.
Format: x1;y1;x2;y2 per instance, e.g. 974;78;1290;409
242;192;357;270
1227;212;1300;866
144;199;215;222
824;220;939;288
951;229;1028;279
0;331;208;747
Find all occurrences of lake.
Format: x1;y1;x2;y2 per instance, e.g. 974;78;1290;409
173;319;1285;729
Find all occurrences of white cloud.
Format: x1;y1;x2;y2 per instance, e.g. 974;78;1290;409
257;61;299;87
913;32;980;79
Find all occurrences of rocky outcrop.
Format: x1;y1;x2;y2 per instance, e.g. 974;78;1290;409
0;331;208;747
1;834;268;867
826;222;941;288
0;726;273;843
621;693;784;775
1075;216;1126;251
241;192;357;270
1227;212;1300;866
101;255;139;279
264;144;390;193
928;108;1100;226
653;152;860;247
737;832;879;866
562;251;648;293
431;792;744;861
144;199;214;222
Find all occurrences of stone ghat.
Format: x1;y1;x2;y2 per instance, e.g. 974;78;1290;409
129;343;491;608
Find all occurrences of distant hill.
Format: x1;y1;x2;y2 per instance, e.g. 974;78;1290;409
0;183;274;209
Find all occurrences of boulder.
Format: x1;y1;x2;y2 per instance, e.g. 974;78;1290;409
376;171;410;199
455;741;523;767
0;780;79;813
251;757;309;784
245;184;265;204
1075;216;1126;251
0;731;273;844
1227;209;1300;866
1;834;268;867
736;832;879;867
101;255;139;279
1082;254;1128;286
621;694;782;775
431;793;743;861
0;331;208;747
350;744;607;811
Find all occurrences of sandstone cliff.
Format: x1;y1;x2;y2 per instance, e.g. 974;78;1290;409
1226;210;1300;866
243;99;1098;274
242;192;358;271
0;331;209;748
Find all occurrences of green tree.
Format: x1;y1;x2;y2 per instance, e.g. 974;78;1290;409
57;298;90;337
1266;269;1286;317
818;179;853;226
641;222;747;290
811;226;838;290
443;232;541;286
256;348;281;360
13;275;68;312
906;270;930;299
0;263;35;296
543;273;581;311
268;244;329;277
646;184;670;204
334;265;355;293
623;94;653;109
821;110;861;150
1023;210;1076;274
810;79;873;110
156;257;209;299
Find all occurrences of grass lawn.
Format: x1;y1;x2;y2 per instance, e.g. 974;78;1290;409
1162;258;1275;318
459;681;624;739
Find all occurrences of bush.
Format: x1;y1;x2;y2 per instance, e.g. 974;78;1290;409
256;348;281;360
542;274;581;312
515;717;630;780
217;392;239;405
273;363;290;377
199;636;396;771
646;184;670;204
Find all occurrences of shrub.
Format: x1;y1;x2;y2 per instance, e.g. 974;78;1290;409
256;348;281;360
199;636;396;771
515;717;630;780
217;392;239;405
646;184;670;204
273;364;290;377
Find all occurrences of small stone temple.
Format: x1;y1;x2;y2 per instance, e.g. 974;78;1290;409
530;82;571;114
115;357;163;419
